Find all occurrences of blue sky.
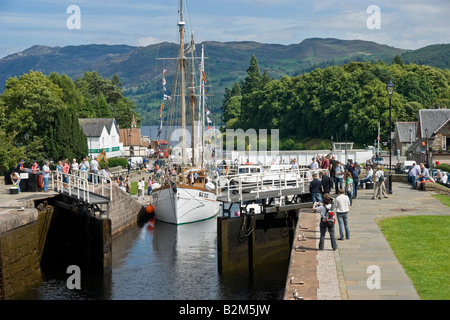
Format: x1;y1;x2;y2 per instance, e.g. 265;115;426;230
0;0;449;58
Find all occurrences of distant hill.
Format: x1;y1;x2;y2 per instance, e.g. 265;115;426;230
400;44;450;69
1;38;447;124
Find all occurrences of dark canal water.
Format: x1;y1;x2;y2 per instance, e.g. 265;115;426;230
17;217;289;300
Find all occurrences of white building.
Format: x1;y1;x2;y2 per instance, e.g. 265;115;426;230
79;118;124;159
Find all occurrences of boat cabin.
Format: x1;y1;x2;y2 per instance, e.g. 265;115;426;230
238;165;261;175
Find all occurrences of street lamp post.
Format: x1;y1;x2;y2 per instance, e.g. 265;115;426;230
425;128;428;167
386;79;395;194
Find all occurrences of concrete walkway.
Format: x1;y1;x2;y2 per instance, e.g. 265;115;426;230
285;181;449;300
332;182;448;300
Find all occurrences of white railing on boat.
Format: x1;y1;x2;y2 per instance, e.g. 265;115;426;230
215;168;328;202
50;170;113;203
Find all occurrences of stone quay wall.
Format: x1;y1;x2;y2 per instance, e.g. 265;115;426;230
108;183;146;237
0;204;53;300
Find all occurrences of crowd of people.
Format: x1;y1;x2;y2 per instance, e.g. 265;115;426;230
406;162;448;188
309;153;394;251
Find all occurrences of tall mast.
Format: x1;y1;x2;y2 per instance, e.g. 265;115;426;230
200;44;205;167
178;0;187;165
189;31;196;166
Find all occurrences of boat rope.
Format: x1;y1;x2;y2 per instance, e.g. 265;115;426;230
238;212;254;243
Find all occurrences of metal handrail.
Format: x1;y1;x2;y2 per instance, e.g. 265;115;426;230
51;170;113;202
215;168;328;201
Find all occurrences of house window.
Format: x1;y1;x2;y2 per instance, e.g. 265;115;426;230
443;136;448;150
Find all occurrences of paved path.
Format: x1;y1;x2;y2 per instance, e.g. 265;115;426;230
285;181;449;300
332;182;448;300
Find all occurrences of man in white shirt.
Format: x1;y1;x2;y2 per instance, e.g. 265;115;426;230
335;188;350;240
90;158;100;184
42;161;51;192
310;158;318;170
71;159;79;176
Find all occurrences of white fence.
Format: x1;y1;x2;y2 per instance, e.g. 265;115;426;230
216;168;327;202
51;170;113;203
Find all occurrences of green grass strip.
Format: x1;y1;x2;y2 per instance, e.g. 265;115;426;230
378;215;450;300
432;194;450;207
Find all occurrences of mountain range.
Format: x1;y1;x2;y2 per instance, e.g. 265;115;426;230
1;38;448;124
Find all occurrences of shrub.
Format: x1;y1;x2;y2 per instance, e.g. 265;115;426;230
99;157;128;169
436;163;450;172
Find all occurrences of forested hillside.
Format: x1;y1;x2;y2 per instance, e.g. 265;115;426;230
401;44;450;69
222;56;450;149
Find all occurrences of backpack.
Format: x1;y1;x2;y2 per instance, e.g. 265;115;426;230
323;204;335;224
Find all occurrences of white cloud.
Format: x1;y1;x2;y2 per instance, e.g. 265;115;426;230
0;0;448;58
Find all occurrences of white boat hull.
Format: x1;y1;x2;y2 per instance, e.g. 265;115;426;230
152;186;220;225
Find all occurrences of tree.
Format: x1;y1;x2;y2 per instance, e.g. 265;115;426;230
222;82;242;125
0;71;89;165
0;70;66;145
393;55;404;67
0;129;25;173
240;55;262;125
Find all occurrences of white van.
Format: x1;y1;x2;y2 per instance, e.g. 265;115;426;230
401;161;416;174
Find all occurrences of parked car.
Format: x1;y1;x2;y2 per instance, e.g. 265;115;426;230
401;160;416;174
373;157;385;165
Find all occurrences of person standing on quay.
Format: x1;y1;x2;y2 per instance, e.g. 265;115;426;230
313;194;337;251
335;188;350;240
71;159;79;177
309;172;323;203
321;170;334;198
334;160;344;194
344;169;353;206
90;157;100;184
372;165;385;199
62;159;70;188
350;162;360;198
310;157;319;170
42;161;51;192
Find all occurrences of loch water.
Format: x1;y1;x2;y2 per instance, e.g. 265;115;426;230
18;217;289;300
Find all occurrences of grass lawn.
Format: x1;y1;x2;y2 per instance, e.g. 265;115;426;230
378;215;450;300
432;194;450;207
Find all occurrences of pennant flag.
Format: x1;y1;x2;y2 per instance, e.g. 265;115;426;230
207;116;212;124
163;68;167;74
162;76;166;87
208;126;211;130
206;109;211;115
160;104;164;112
202;70;207;83
164;94;171;100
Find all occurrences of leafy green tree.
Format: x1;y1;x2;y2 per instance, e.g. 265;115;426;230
49;73;84;111
0;129;25;173
0;70;88;165
221;58;449;148
240;55;262;125
75;71;138;127
222;82;242;125
0;70;66;146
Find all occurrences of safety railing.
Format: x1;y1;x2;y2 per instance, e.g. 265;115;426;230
215;168;328;202
51;170;113;203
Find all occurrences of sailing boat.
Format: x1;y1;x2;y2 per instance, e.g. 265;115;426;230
151;0;220;225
